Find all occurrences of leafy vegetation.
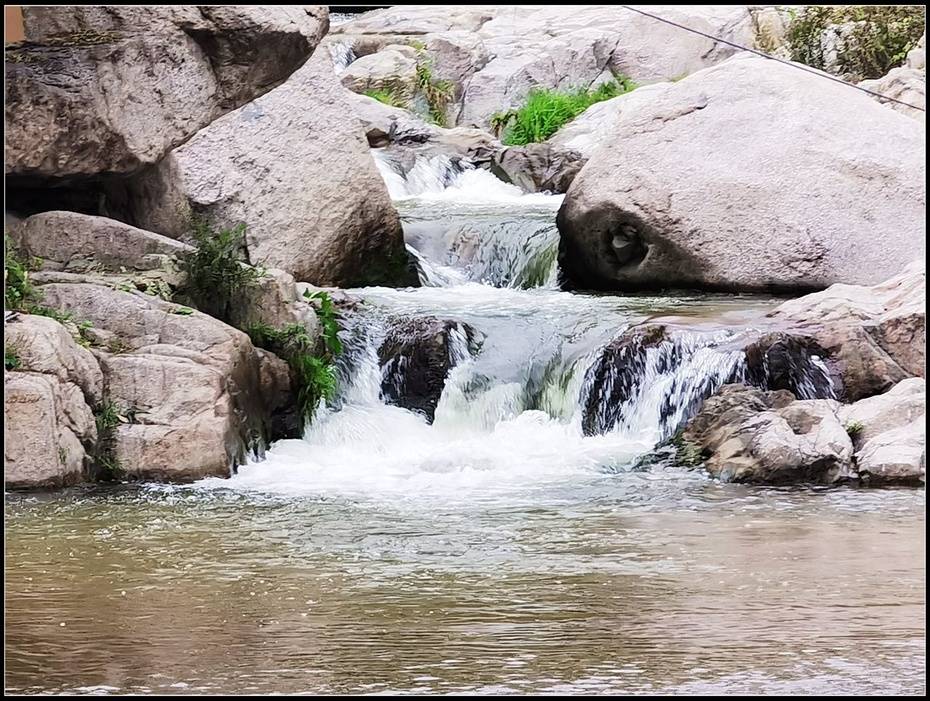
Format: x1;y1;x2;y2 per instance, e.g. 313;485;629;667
93;400;123;479
179;217;262;324
786;6;925;80
414;55;454;127
845;420;865;438
4;235;38;310
247;295;343;424
491;78;638;145
5;344;21;371
364;87;408;109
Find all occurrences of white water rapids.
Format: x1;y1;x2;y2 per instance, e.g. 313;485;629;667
198;152;825;501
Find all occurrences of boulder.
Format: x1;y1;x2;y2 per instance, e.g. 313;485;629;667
741;332;837;400
120;51;416;288
9;211;191;273
768;261;925;401
378;316;480;421
4;371;96;489
859;67;926;120
557;53;926;292
4;314;103;405
492;143;584;194
341;46;418;95
854;420;925;485
838;378;925;445
335;6;786;128
34;282;293;481
681;384;856;485
5;6;329;180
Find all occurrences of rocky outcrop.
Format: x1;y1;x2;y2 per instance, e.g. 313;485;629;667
557;53;925;292
9;210;191;273
120;51;416;288
4;370;97;489
768;261;925;402
31;283;294;482
858;34;926;121
5;6;329;181
334;6;785;128
341;44;418;95
682;377;926;486
378;317;480;421
681;384;856;485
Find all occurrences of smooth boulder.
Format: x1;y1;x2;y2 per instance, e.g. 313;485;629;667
557;53;926;292
122;51;416;288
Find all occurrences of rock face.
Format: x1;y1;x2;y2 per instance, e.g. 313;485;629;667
859;67;926;120
33;283;293;482
340;44;418;95
122;51;416;288
5;371;97;489
682;384;856;485
557;53;926;292
768;261;925;402
378;317;479;421
9;210;191;273
334;6;784;128
5;6;329;180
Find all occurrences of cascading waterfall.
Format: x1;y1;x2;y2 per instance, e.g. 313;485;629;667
200;150;833;498
328;40;357;73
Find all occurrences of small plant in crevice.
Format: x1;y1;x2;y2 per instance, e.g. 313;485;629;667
93;400;123;480
5;344;21;371
845;420;865;439
670;430;705;467
490;77;638;145
247;295;343;424
4;235;39;311
179;216;262;324
364;87;408;109
303;289;344;357
414;54;454;127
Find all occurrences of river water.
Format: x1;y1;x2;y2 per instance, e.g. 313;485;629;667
4;157;926;695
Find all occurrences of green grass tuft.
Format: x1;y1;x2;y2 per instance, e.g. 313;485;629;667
491;77;638;145
364;87;408;108
845;420;865;438
5;344;21;371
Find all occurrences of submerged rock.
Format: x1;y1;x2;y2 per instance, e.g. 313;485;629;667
557;53;925;293
5;6;328;181
378;316;480;422
121;50;416;288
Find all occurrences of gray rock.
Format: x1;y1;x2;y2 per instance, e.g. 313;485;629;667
492;143;585;194
839;377;925;446
341;47;418;95
5;6;328;180
682;384;856;485
9;211;191;273
123;51;416;288
4;314;103;405
557;53;926;292
4;371;96;489
854;419;925;485
859;67;925;120
769;261;925;401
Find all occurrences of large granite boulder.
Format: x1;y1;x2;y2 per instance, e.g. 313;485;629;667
557;53;925;292
5;6;329;180
120;51;416;288
33;283;294;482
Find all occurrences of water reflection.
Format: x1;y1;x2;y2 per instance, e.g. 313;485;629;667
4;481;925;695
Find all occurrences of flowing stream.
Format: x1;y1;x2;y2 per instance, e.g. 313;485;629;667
4;156;925;695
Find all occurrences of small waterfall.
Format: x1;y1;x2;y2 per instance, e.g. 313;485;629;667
328;40;357;73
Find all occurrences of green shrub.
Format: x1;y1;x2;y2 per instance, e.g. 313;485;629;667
364;87;408;108
4;235;38;310
786;6;925;80
414;56;454;127
5;344;21;370
179;217;262;324
845;420;865;438
93;400;123;479
247;304;342;424
491;78;638;145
